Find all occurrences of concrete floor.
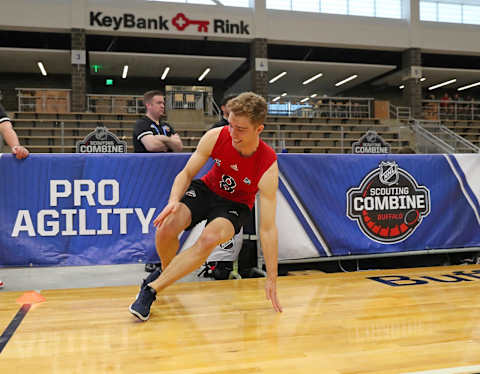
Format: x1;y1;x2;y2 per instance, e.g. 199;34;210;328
0;263;213;292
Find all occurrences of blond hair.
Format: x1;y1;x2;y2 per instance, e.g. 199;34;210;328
227;92;267;126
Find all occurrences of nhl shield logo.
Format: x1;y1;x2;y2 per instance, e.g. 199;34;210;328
379;161;399;186
346;161;431;244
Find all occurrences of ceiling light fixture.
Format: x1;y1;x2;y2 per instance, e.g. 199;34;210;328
310;94;318;98
122;65;128;79
269;72;287;84
300;97;309;103
302;73;323;85
272;96;281;102
458;81;480;91
37;61;47;76
335;74;358;87
161;66;170;80
281;92;287;97
428;79;457;91
420;77;426;82
198;68;211;81
399;85;405;89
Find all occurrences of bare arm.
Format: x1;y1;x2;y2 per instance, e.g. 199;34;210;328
163;133;183;152
258;161;282;312
153;127;222;227
141;133;183;153
0;121;29;159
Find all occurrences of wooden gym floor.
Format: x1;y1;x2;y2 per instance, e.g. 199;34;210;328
1;264;480;374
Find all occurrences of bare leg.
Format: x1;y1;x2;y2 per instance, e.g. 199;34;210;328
149;217;235;293
155;203;191;270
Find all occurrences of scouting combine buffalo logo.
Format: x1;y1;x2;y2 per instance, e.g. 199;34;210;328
347;161;430;244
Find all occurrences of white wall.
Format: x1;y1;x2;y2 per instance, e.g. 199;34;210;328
1;0;480;55
1;0;71;31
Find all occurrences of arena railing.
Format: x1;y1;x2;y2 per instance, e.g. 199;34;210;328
17;88;71;113
411;119;480;153
267;95;373;118
422;99;480;121
86;94;145;114
389;103;411;120
165;91;217;116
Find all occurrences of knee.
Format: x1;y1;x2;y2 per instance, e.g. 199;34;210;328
156;217;181;239
196;232;222;254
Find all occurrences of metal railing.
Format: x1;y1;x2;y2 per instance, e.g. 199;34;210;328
422;100;480;121
267;96;373;118
17;88;71;113
411;119;480;153
389;103;411;120
165;91;217;116
87;94;145;114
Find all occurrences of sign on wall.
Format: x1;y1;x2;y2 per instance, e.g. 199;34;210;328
352;130;391;154
88;9;254;38
76;127;127;153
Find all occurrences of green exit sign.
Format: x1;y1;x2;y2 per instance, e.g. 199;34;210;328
105;79;114;86
91;64;102;73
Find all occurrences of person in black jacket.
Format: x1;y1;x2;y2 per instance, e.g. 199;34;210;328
210;94;237;129
133;90;183;272
133;90;183;153
0;103;29;160
0;102;29;290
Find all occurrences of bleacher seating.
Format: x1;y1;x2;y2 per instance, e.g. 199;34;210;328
9;111;411;154
441;120;480;148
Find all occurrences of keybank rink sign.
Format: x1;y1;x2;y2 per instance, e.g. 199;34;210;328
88;9;254;38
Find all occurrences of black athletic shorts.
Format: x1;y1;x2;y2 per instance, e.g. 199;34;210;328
180;179;251;234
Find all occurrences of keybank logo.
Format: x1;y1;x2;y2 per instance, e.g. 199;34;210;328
89;11;250;35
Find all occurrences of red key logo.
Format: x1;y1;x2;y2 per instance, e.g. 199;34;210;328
172;13;209;32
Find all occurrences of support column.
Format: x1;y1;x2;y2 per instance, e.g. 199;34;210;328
402;48;422;118
1;88;17;111
71;28;87;112
250;38;268;100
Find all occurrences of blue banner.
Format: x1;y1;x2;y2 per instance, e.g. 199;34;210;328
276;153;480;260
2;153;480;266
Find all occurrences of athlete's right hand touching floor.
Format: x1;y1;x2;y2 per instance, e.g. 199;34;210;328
153;202;181;228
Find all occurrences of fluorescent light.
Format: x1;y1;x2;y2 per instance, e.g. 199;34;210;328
428;79;457;91
122;65;128;79
272;96;281;102
458;82;480;91
269;72;287;84
420;77;426;82
198;68;210;81
300;97;309;103
37;61;47;76
161;66;170;80
302;73;323;85
399;85;405;89
281;92;287;97
335;74;358;87
310;94;317;98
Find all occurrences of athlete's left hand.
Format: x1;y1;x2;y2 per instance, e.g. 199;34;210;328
265;277;282;313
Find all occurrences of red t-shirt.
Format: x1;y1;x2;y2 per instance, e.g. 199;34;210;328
201;126;277;209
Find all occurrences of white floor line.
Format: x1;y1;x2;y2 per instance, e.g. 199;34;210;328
402;365;480;374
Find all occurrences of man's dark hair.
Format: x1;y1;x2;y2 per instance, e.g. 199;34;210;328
144;90;165;105
221;94;237;107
